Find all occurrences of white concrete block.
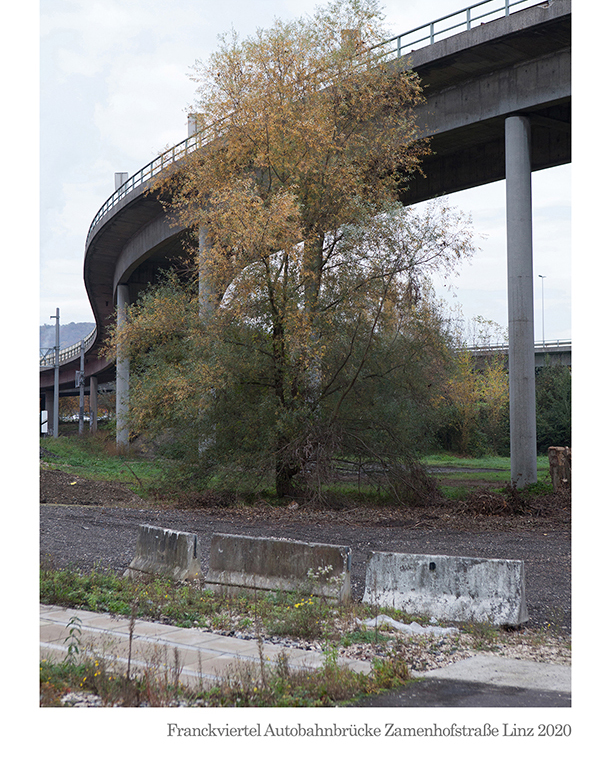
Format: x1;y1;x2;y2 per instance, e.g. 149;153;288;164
125;524;201;582
205;533;351;603
362;552;528;626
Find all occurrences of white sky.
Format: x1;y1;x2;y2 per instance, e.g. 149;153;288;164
35;0;571;342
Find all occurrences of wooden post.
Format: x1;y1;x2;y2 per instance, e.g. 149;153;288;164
548;446;571;492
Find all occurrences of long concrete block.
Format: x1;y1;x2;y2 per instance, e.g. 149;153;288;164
362;552;528;626
205;533;352;603
125;524;201;582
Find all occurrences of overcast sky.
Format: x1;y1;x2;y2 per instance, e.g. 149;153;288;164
37;0;571;343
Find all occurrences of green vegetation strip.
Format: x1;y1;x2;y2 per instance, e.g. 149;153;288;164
421;454;550;473
41;567;413;639
40;567;413;707
40;647;410;707
41;434;552;505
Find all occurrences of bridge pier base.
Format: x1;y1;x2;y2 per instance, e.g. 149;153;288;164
116;284;130;450
89;376;98;433
505;114;537;487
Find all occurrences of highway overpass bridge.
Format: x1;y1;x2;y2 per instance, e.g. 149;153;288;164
40;0;571;486
468;339;571;368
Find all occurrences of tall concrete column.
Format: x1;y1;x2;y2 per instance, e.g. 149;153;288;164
198;227;215;317
45;389;55;437
505;115;537;486
116;284;130;450
89;376;98;433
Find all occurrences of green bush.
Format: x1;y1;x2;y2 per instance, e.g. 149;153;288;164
536;365;571;452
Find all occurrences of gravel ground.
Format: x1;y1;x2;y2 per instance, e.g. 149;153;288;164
40;468;572;634
39;463;572;694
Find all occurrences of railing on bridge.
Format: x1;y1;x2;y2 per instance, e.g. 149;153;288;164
84;118;230;248
39;327;97;370
85;0;543;246
374;0;539;60
465;339;572;355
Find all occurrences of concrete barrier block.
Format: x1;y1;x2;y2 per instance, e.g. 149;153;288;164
362;552;528;626
205;533;352;603
125;524;201;582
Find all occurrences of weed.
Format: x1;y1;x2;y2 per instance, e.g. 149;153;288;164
63;614;82;665
369;646;410;690
463;619;500;651
339;629;390;647
126;601;139;681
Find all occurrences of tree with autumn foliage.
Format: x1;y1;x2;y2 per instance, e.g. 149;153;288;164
112;0;475;499
435;317;510;456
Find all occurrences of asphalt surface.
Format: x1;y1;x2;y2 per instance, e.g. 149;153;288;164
354;654;571;707
354;679;571;707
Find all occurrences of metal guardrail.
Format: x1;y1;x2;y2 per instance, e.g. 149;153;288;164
84;0;543;245
373;0;539;60
85;119;227;248
465;339;571;354
39;327;97;369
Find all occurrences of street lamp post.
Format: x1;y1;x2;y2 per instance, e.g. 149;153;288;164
538;275;546;348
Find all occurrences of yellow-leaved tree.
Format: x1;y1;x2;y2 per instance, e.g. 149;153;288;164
115;0;476;499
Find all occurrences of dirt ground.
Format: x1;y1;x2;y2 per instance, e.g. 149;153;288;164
40;465;571;633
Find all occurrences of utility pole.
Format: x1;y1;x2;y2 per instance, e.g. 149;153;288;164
51;308;60;438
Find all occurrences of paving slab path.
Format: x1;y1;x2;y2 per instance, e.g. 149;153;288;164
40;604;571;708
40;604;371;692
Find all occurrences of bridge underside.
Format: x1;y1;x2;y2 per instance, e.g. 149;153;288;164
399;100;570;204
396;1;570;205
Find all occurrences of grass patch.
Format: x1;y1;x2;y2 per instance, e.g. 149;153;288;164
40;434;163;496
41;566;402;643
40;436;553;507
421;453;549;475
41;566;251;627
421;454;552;500
421;454;512;470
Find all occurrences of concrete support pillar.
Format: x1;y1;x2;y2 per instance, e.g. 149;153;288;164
89;376;98;433
45;389;55;437
52;307;60;438
116;284;130;450
505;115;537;487
198;227;215;316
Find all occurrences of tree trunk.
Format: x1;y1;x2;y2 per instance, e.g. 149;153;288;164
275;451;300;498
302;234;324;406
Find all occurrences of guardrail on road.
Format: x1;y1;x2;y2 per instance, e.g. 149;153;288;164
39;327;97;369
